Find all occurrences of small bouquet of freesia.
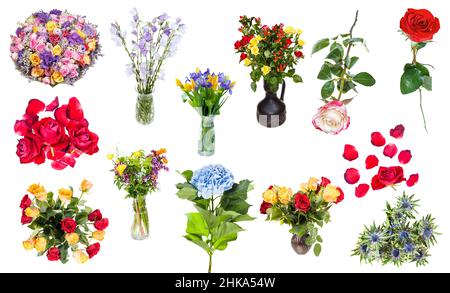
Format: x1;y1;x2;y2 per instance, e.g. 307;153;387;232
176;69;235;156
20;180;108;264
260;177;344;256
109;149;168;240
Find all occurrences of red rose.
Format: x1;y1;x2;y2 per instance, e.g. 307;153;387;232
32;117;65;145
259;201;272;214
21;210;33;225
14;120;32;136
94;218;109;230
284;38;292;48
294;51;303;58
240;53;247;61
241;35;252;45
16;136;45;164
335;187;344;204
86;242;100;258
400;9;440;43
20;195;32;209
390;124;405;139
294;193;310;212
25;99;45;116
49;34;60;45
47;247;60;261
371;166;405;190
88;209;103;222
69;127;99;155
320;177;331;187
61;218;77;233
234;41;242;50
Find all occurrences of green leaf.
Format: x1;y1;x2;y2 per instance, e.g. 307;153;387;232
400;67;422;94
176;186;198;200
221;198;251;215
181;170;193;182
415;63;430;77
317;64;332;80
268;206;282;220
353;72;376;86
233;214;255;222
422;76;432;91
321;81;335;99
330;42;344;58
325;48;343;62
184;234;210;253
213;222;243;251
224;180;251;200
343;37;364;47
313;243;322;256
186;213;209;236
292;74;303;83
195;206;218;228
346;56;359;69
311;38;330;54
415;42;427;50
250;82;257;92
317;235;323;243
290;224;307;237
330;64;343;77
79;234;89;246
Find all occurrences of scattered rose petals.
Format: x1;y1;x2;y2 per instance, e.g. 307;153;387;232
383;144;398;158
344;168;360;185
371;132;386;147
371;175;385;190
365;155;379;169
25;99;45;116
406;174;419;187
46;97;59;112
390;124;405;139
343;144;359;161
398;150;412;164
355;184;370;198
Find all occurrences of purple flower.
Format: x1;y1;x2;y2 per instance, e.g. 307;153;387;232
16;28;23;37
39;51;56;69
34;11;49;23
49;9;62;15
83;25;96;37
164;28;171;36
68;32;83;45
158;13;169;22
151;25;157;32
62;21;71;29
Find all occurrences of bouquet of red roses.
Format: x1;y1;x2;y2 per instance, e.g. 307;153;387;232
14;97;99;170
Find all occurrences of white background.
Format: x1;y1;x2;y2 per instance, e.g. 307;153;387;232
0;0;448;273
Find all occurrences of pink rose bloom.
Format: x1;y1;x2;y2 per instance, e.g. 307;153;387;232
69;69;79;79
63;50;73;59
29;38;38;50
42;77;50;84
60;65;71;77
312;101;350;135
67;15;75;22
60;57;71;65
72;52;82;61
35;43;46;53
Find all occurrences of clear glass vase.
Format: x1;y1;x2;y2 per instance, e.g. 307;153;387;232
136;92;154;125
198;115;215;156
291;234;311;255
131;197;149;240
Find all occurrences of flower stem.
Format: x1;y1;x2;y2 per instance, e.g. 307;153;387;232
208;253;212;273
419;88;428;132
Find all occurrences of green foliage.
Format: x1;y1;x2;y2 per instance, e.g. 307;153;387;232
400;63;432;94
311;38;330;54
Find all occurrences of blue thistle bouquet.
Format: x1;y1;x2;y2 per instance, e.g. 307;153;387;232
176;165;254;273
353;193;439;266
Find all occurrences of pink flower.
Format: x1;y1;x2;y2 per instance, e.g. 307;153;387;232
42;77;50;85
69;69;79;79
312;101;350;135
60;65;71;77
29;38;38;50
63;50;73;59
35;43;46;53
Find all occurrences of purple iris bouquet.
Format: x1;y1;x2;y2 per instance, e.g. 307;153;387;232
111;10;185;124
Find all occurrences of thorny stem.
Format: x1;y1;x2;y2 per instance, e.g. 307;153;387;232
412;45;428;132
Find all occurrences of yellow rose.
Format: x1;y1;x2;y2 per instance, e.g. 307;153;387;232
52;44;62;56
65;233;80;245
322;185;340;203
31;67;44;77
296;28;303;35
29;53;41;66
27;184;47;201
51;71;64;84
307;177;319;192
22;239;35;250
106;154;115;160
77;29;86;39
261;65;271;76
256;35;263;41
278;187;293;204
284;26;296;35
116;164;127;176
24;207;39;218
34;237;47;252
46;21;57;32
300;183;309;193
87;39;96;51
249;38;259;48
251;46;259;56
83;55;91;65
243;58;252;66
262;188;278;204
80;179;93;193
92;230;105;241
58;188;73;202
176;78;183;88
74;250;89;264
298;39;305;47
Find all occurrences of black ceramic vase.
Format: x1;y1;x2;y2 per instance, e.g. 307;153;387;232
291;234;311;255
257;80;286;128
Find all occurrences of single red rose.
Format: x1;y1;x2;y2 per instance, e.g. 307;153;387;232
67;98;84;121
88;209;103;222
355;184;370;198
234;40;242;50
371;132;386;147
377;166;405;186
284;38;292;48
61;218;77;233
344;168;360;185
49;34;60;45
240;53;247;61
320;177;331;187
390;124;405;139
241;35;253;45
335;187;344;203
21;210;33;225
406;174;419;187
383;144;398;158
14;120;32;136
20;194;32;209
69;127;99;155
343;144;359;161
259;201;272;214
46;97;59;112
94;218;109;230
371;175;385;190
16;136;45;165
25;99;45;116
365;155;379;169
32;117;65;145
398;150;412;164
294;51;303;58
400;9;440;43
294;193;310;212
86;242;100;258
47;247;60;261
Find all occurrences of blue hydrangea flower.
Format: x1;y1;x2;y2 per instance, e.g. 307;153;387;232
190;165;234;199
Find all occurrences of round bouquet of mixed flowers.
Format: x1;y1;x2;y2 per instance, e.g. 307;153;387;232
20;180;109;264
260;177;344;256
10;9;101;86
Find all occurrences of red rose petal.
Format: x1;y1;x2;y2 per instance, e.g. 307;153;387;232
54;105;69;126
365;155;379;169
14;120;31;136
355;184;370;198
67;97;84;121
383;144;398;158
398;150;412;164
51;160;68;170
344;168;360;185
343;144;359;161
46;97;59;112
25;99;45;116
406;174;419;187
390;124;405;139
371;132;386;147
320;177;331;187
371;175;386;190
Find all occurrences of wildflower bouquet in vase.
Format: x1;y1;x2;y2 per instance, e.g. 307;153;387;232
111;10;185;125
20;180;109;263
260;177;344;256
176;69;235;156
110;149;168;240
234;16;304;128
176;165;254;272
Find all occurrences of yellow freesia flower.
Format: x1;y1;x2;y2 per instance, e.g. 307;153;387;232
284;26;296;35
261;65;271;76
298;39;305;47
251;46;259;56
116;164;127;176
208;74;219;90
176;78;183;88
27;184;47;201
51;71;64;83
74;250;89;264
106;154;115;160
58;188;73;202
80;179;93;193
52;44;62;56
322;185;340;203
32;26;39;33
183;79;196;91
243;58;252;66
77;29;86;39
25;207;39;218
46;21;57;32
278;187;293;204
92;230;105;241
29;53;40;66
34;237;47;253
263;188;278;204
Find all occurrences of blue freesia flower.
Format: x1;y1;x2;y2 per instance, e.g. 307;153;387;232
190;165;234;199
